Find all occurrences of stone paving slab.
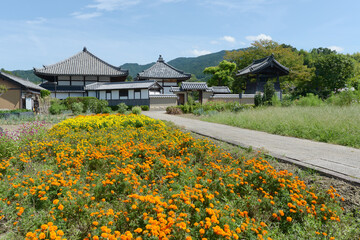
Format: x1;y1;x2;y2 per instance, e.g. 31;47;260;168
143;111;360;185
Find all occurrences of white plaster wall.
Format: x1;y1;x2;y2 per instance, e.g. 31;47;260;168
58;81;70;86
99;91;106;100
69;93;84;97
72;81;84;86
128;90;134;99
88;91;96;97
134;91;141;99
112;90;119;100
141;89;148;99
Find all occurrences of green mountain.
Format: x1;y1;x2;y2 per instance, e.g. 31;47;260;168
11;70;43;84
9;49;239;83
121;50;232;81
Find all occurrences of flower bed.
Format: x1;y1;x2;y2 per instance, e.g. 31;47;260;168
0;114;354;239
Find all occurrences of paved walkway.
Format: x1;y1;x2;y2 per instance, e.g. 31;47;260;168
144;111;360;185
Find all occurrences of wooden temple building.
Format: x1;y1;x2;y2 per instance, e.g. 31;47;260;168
34;47;129;99
137;55;191;94
236;54;289;100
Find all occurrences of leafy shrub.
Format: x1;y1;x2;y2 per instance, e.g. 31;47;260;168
193;108;205;116
254;93;263;106
71;102;84;115
262;81;276;105
295;93;324;106
187;95;195;105
40;89;51;98
117;103;128;114
93;100;109;114
140;105;150;111
132;106;142;115
0;84;7;95
64;97;99;113
49;102;67;115
166;106;182;115
327;90;360;106
102;107;112;113
271;95;282;107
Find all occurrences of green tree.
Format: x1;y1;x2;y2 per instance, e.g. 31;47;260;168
203;60;236;87
312;54;355;98
225;40;313;93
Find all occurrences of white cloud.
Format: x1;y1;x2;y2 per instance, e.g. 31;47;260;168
222;36;236;43
88;0;141;11
72;12;102;20
190;49;212;57
246;33;272;41
26;17;46;25
328;46;344;53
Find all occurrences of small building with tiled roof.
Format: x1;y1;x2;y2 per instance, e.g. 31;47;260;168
137;55;191;94
0;71;45;110
84;80;162;107
236;54;289;100
170;82;234;105
34;47;128;99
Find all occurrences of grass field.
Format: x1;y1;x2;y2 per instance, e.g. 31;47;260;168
0;114;359;239
201;105;360;149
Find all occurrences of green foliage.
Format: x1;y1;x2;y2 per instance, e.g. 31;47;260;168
187;95;196;105
140;105;149;111
313;54;354;98
63;97;98;113
49;101;67;115
201;105;360;148
93;100;109;114
0;109;31;114
271;95;282;107
226;40;313;93
102;106;112;113
117;103;128;114
295;94;324;106
0;84;8;95
40;89;51;98
254;93;263;107
263;81;276;105
203;60;236;87
70;102;84;115
10;70;42;84
326;90;360;106
131;106;142;115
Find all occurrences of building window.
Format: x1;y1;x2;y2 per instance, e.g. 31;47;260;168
119;89;128;97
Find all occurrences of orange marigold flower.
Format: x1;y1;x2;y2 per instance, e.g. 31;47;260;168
53;199;59;205
39;232;46;239
279;210;284;216
286;217;292;222
93;221;99;226
134;228;142;233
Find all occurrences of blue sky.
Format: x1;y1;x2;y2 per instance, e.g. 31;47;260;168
0;0;358;70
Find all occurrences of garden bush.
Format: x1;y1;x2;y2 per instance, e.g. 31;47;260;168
326;90;360;106
295;93;324;106
140;105;149;111
117;103;128;114
49;102;67;115
40;89;51;98
131;106;142;115
70;102;84;115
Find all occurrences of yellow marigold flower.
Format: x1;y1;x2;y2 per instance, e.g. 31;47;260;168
131;204;137;210
58;204;64;210
41;224;48;230
39;232;46;239
134;228;142;233
53;199;59;205
199;228;205;234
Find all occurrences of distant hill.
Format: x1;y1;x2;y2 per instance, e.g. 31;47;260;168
11;70;42;84
122;50;234;81
9;49;241;83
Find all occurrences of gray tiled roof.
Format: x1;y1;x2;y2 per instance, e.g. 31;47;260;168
84;80;161;91
237;54;289;76
137;55;191;80
149;94;177;98
0;71;45;91
181;82;208;90
34;47;128;77
170;86;181;93
211;94;239;99
211;86;231;94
